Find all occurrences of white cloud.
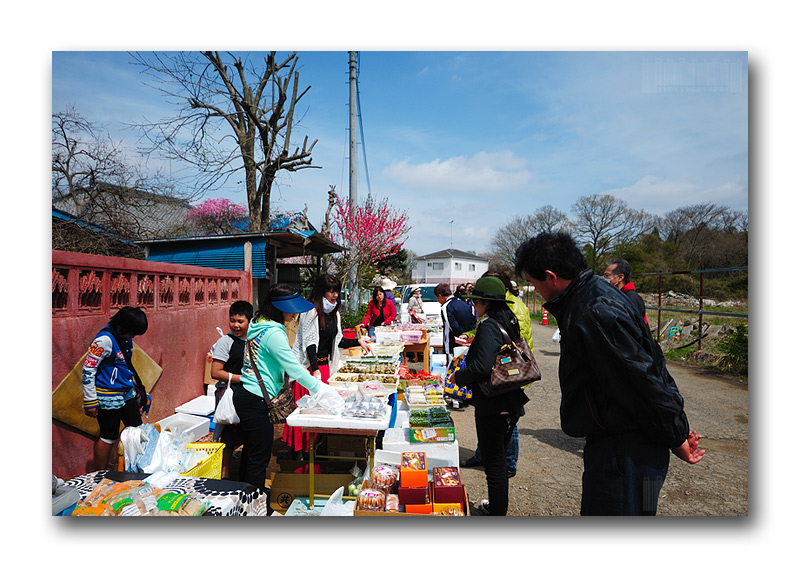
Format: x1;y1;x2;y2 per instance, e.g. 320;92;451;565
382;151;531;193
608;175;748;215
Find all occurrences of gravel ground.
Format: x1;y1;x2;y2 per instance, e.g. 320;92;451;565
450;321;749;516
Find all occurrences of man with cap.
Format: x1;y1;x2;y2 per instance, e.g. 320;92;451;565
407;286;426;325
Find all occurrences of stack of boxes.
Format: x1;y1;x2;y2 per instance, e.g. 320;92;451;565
396;452;466;515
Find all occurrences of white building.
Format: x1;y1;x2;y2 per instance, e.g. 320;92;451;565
411;248;490;287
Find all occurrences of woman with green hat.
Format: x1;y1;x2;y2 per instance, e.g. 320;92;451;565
452;276;530;515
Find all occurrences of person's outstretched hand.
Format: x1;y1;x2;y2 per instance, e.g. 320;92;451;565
671;430;706;464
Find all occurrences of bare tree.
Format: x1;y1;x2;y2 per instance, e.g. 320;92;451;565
571;194;651;271
130;51;319;231
488;206;572;272
52;106;126;218
660;203;748;267
52;107;188;242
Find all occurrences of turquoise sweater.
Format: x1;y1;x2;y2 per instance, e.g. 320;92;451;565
241;318;322;399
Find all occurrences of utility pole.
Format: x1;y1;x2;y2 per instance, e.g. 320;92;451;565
347;51;359;312
450;220;454;248
348;51;358;204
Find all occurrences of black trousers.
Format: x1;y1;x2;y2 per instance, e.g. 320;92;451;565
581;430;670;516
474;410;520;515
233;386;274;489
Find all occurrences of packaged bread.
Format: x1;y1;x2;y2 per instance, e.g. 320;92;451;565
367;464;399;491
356;488;386;511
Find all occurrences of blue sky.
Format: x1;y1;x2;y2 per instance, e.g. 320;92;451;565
52;50;747;257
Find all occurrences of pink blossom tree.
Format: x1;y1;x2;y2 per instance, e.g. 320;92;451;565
330;193;409;311
186;198;249;234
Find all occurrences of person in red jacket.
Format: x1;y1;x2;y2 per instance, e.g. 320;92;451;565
362;286;397;337
603;258;648;325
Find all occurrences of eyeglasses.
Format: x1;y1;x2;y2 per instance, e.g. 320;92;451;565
601;271;619;280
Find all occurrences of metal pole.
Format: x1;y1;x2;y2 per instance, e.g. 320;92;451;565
347;51;359;312
348;51;358;203
698;267;705;351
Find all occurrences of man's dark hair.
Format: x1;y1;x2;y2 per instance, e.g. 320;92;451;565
514;232;588;281
433;283;451;298
607;258;632;284
229;300;253;320
109;306;148;336
482;270;513;292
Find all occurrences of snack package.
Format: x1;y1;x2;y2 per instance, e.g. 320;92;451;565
366;464;399;492
153;492;210;516
356;488;386;511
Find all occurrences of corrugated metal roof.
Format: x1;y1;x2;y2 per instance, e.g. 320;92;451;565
136;230;346;279
144;238;268;277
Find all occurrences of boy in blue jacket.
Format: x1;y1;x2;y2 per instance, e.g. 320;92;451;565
82;306;149;471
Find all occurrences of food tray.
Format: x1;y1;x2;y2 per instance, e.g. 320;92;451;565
329;373;399;394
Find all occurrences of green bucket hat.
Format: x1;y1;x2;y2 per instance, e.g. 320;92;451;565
462;276;512;303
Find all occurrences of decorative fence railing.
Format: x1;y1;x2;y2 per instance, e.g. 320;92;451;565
52;250;249;318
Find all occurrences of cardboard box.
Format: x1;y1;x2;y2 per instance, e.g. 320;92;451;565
353;486;470;516
432;467;463;503
400;451;428;488
410;424;456;443
325;434;368;457
398;484;429;505
266;472;355;513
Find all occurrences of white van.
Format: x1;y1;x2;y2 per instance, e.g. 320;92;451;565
399;283;442;324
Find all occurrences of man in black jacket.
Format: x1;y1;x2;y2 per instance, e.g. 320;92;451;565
515;232;704;515
434;283;476;363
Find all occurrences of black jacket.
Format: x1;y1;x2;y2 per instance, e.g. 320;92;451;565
442;297;477;355
453;310;529;417
544;269;689;447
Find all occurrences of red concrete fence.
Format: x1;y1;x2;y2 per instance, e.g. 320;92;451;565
52;250;251;479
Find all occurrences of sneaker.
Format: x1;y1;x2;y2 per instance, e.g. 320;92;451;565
477;499;491;515
507;470;516;479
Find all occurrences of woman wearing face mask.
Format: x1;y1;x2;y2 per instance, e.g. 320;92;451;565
283;274;373;457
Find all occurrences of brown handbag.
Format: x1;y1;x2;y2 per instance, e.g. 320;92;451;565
479;320;542;397
247;339;295;424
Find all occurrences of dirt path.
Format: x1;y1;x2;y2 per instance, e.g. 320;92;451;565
450;321;749;516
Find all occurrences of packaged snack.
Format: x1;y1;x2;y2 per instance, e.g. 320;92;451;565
153;492;210;516
356;488;386;511
367;464;399;492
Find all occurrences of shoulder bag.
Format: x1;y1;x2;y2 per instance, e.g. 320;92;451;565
246;338;295;424
479;319;542;397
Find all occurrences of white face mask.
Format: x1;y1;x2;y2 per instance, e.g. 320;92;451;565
323;296;338;314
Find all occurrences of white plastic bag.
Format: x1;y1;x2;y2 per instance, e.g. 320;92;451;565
319;486;355;516
214;383;240;425
296;382;345;415
552;328;561;343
